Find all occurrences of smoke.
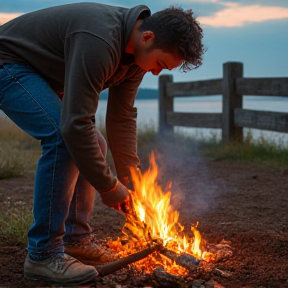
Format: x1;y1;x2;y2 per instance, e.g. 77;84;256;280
151;134;225;222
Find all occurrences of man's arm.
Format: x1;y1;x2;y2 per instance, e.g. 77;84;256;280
106;67;146;186
61;32;119;192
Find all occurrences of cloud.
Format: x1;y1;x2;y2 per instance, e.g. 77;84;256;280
198;2;288;27
0;13;23;25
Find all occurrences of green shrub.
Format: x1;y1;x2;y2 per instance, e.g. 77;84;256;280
0;200;33;245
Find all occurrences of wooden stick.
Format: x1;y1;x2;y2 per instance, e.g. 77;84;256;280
94;245;158;277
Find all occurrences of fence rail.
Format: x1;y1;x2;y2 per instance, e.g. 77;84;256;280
236;78;288;96
158;62;288;143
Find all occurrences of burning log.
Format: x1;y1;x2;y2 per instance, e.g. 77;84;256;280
153;267;183;287
159;248;200;271
94;244;158;277
94;242;201;277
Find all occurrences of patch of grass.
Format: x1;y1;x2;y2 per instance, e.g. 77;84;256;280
0;200;33;245
0;146;25;179
199;131;288;169
137;122;158;146
0;117;40;179
135;127;288;170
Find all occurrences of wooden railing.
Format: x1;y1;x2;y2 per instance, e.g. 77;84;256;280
158;62;288;143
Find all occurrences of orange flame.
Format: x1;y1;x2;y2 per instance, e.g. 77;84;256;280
124;152;209;261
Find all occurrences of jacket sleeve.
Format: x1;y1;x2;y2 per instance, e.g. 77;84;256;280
60;32;118;192
106;67;146;186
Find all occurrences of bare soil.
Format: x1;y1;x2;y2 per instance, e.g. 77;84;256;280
0;143;288;288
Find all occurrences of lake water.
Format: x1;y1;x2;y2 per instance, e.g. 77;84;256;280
96;96;288;144
1;96;288;144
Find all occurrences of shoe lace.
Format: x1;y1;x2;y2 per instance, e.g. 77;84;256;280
89;234;101;245
50;252;67;271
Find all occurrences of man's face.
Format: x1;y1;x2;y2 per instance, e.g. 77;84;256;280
133;31;184;75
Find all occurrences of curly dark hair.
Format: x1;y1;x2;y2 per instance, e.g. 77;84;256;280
139;6;205;72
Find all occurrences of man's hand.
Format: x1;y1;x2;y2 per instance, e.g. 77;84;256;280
111;189;134;215
99;179;134;214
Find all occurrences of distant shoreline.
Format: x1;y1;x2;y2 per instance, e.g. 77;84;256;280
100;88;158;100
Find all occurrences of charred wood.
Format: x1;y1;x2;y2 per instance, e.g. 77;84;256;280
153;267;184;287
159;248;200;271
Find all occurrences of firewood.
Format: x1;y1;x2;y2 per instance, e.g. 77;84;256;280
159;248;200;271
94;245;158;277
153;267;182;287
94;242;200;277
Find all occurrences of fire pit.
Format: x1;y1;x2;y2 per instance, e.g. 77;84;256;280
94;152;233;287
93;239;233;287
95;241;200;277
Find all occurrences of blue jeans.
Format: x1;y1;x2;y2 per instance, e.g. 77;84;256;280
0;63;105;258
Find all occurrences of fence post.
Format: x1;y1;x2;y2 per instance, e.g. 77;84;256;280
158;75;174;134
222;62;243;143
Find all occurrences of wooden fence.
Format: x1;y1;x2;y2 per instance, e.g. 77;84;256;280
158;62;288;143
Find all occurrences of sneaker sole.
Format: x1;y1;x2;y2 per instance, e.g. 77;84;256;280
24;270;98;285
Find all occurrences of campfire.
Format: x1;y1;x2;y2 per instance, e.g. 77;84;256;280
95;152;233;286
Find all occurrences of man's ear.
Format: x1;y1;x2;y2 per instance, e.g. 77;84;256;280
141;31;155;43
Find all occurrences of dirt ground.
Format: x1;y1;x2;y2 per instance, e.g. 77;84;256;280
0;142;288;288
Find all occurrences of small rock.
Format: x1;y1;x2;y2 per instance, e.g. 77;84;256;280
193;279;205;288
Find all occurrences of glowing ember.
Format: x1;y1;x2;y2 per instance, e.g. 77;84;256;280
109;152;214;273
